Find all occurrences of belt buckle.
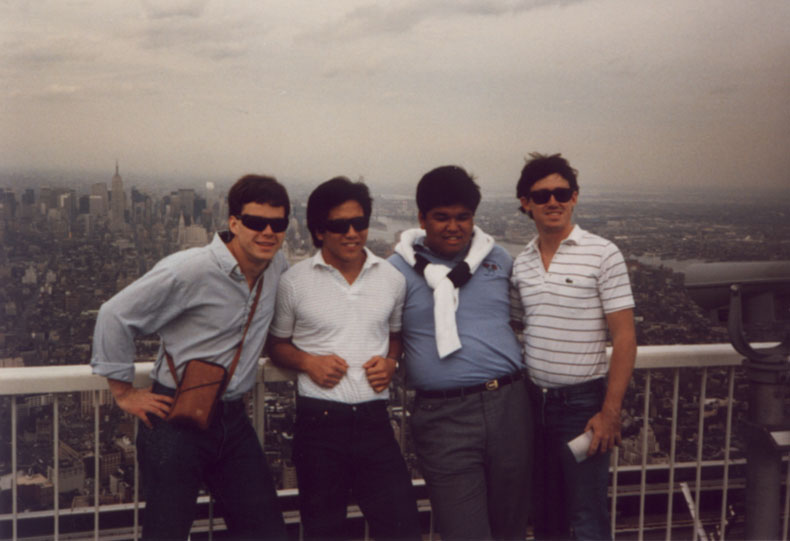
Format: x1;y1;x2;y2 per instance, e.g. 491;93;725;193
485;379;499;391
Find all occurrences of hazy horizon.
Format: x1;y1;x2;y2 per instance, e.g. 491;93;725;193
2;164;788;205
2;0;789;195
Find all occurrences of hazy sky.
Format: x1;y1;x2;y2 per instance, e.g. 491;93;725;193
2;0;789;194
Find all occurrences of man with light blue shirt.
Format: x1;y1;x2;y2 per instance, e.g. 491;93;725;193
389;166;532;541
268;177;420;541
91;175;289;540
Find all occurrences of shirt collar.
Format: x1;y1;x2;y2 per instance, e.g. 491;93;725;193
211;231;245;280
311;246;380;271
524;224;582;254
565;224;583;244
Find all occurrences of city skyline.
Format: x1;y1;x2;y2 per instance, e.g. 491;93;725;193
1;0;789;196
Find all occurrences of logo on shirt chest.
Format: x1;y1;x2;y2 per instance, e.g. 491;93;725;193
481;261;500;276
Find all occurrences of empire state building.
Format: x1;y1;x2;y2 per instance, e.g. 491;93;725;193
110;161;126;228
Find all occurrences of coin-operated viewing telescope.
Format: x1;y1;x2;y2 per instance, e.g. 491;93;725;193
685;261;790;541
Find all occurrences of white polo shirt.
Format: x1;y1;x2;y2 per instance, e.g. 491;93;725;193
511;225;634;388
270;248;406;403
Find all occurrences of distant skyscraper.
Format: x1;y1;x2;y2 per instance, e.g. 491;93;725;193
91;183;108;216
110;162;126;228
89;195;106;219
58;190;77;221
0;189;17;220
177;188;196;222
21;188;35;206
39;187;55;214
78;195;90;215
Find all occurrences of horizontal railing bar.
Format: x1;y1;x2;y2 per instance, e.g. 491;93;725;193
1;343;770;396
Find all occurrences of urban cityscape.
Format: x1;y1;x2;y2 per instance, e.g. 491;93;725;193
1;164;789;521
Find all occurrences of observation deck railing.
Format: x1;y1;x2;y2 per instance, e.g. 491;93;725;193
1;343;788;540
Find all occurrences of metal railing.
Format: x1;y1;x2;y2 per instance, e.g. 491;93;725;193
0;344;787;540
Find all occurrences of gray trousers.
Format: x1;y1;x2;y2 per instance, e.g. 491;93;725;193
411;378;533;541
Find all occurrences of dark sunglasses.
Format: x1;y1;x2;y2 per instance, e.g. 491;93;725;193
324;216;370;234
528;187;575;205
236;214;289;233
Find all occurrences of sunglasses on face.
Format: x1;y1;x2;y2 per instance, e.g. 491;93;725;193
324;216;370;234
236;214;289;233
528;187;575;205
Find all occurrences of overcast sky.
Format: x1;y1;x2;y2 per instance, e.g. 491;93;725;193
2;0;788;195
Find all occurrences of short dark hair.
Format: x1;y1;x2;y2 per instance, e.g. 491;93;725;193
516;153;578;216
416;165;481;216
307;176;372;248
228;174;290;219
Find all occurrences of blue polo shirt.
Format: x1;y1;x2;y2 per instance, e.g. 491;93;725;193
389;242;524;391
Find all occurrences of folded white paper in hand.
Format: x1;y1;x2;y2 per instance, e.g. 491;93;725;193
567;430;594;463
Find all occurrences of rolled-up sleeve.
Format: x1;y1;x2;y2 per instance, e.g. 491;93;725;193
90;263;184;382
388;273;406;333
269;271;296;339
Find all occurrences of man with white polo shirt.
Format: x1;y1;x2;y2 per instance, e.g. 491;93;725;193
268;177;421;541
512;153;637;540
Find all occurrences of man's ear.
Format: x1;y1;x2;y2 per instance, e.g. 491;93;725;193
417;212;426;229
228;215;241;235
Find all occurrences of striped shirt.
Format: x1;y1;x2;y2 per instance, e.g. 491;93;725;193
511;225;634;388
269;248;405;404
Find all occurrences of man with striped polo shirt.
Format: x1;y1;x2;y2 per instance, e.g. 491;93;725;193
268;177;420;540
512;153;637;540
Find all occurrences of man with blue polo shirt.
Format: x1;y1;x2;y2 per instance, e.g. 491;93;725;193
389;165;532;541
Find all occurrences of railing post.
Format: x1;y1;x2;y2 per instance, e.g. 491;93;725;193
53;395;59;540
743;356;785;540
725;285;788;540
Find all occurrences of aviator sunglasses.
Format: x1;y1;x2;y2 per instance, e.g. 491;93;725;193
528;187;575;205
235;214;289;233
324;216;370;234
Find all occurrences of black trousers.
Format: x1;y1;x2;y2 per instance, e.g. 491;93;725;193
292;396;421;541
137;381;287;540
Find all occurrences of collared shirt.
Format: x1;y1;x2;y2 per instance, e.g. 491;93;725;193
511;225;634;388
269;247;405;404
389;239;524;391
91;232;287;401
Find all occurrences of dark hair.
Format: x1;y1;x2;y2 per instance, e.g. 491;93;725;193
416;165;481;216
516;153;578;216
307;176;372;248
228;174;290;219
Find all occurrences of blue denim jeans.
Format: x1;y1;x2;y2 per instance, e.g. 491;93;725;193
292;396;421;541
411;377;532;541
528;378;611;541
136;381;287;540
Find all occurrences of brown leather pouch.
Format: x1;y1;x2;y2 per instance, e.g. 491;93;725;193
163;278;263;430
166;358;228;430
